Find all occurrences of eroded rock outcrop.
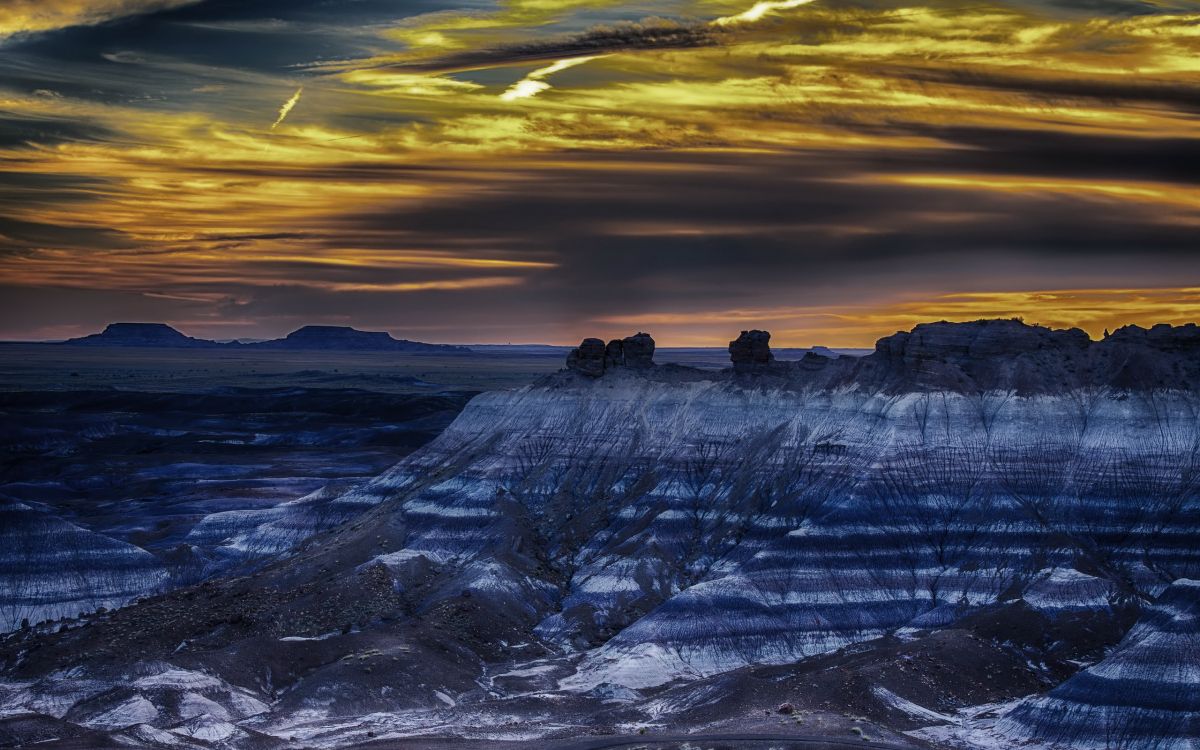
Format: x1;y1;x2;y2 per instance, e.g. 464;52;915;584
617;332;655;369
566;337;607;377
846;318;1200;393
1106;322;1200;352
567;333;655;377
856;318;1090;393
729;329;774;372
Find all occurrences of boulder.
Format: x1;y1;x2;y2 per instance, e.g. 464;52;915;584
729;330;774;372
566;338;607;377
621;332;655;369
605;339;625;369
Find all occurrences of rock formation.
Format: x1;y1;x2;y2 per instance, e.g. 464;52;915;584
856;318;1091;393
566;337;607;377
567;333;655;376
728;329;774;371
616;332;656;368
842;318;1200;393
604;339;624;370
567;319;1200;391
1106;321;1200;352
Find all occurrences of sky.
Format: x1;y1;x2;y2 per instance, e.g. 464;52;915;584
0;0;1197;346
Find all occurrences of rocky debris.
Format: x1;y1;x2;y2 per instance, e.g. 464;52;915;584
729;329;774;372
567;333;655;376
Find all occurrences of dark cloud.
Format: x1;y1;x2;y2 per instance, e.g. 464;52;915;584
820;124;1200;187
0;113;117;149
0;216;136;252
285;140;1199;327
0;0;461;111
885;65;1200;117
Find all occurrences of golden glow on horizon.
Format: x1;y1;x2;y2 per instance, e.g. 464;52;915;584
595;288;1200;348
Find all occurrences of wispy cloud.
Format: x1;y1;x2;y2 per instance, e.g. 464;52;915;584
500;57;600;101
712;0;818;27
270;87;303;130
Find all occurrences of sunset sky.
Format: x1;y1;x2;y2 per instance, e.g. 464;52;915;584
0;0;1197;345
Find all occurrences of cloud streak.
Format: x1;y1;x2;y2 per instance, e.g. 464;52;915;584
712;0;818;27
270;87;303;130
500;57;600;101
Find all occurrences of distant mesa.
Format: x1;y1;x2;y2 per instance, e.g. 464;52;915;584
64;323;221;348
61;323;470;353
249;325;470;353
